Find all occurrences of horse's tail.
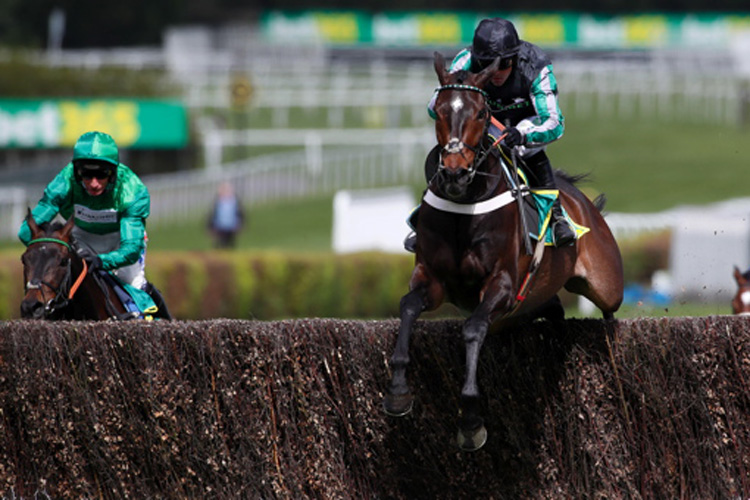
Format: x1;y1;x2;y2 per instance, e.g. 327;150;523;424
554;169;589;186
554;169;608;213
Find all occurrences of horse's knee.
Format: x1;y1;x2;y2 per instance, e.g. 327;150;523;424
400;291;424;318
463;316;489;343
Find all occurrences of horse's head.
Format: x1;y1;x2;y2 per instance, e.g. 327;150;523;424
431;51;500;199
20;212;76;319
732;266;750;315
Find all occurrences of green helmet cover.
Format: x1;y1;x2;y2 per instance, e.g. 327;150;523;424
72;131;119;166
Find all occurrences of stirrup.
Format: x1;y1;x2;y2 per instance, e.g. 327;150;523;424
551;220;576;247
404;232;417;253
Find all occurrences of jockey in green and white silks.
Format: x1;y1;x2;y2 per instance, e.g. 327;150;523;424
407;18;575;251
427;39;565;158
18;131;171;319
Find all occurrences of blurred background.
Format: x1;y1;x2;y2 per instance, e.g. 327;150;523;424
1;0;750;317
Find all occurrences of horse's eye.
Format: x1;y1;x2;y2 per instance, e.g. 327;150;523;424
60;258;69;267
478;109;487;120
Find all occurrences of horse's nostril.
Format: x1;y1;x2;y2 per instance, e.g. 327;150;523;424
20;300;43;319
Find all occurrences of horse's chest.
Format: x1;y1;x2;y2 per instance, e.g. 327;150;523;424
429;245;495;287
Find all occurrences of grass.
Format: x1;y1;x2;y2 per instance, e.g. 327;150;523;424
142;109;750;252
547;109;749;213
148;195;334;252
566;301;733;319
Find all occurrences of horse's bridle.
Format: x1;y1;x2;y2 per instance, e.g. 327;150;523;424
434;84;495;183
24;237;75;317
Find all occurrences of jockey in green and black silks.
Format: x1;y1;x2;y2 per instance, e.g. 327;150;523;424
18;130;171;319
407;17;575;251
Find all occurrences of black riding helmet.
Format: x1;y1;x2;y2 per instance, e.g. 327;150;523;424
471;18;521;71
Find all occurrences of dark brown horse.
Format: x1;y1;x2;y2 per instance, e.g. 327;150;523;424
384;52;624;450
732;266;750;315
20;213;128;320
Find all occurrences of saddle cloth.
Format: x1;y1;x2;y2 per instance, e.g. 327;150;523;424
97;270;158;320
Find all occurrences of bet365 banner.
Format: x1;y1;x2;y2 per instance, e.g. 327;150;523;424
262;11;750;50
0;99;188;149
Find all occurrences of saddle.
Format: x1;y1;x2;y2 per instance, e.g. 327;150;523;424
95;270;158;320
515;172;589;246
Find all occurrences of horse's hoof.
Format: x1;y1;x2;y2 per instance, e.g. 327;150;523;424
383;392;414;417
456;425;488;451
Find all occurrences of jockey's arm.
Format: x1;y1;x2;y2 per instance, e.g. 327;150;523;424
17;168;72;244
99;187;150;271
521;65;565;147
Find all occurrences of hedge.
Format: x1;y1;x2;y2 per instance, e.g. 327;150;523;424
0;316;747;498
4;251;415;320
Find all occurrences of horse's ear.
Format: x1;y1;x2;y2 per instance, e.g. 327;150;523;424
473;57;501;88
434;52;448;85
734;266;746;285
26;208;41;237
59;216;75;241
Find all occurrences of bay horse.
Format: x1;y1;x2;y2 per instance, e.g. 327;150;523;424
20;212;129;320
732;266;750;315
384;52;624;450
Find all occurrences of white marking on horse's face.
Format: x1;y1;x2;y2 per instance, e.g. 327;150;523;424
450;95;464;113
741;290;750;306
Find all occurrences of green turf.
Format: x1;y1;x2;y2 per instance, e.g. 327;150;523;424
548;111;748;213
135;109;750;251
148;195;334;252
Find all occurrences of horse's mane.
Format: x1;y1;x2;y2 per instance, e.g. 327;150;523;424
452;70;470;83
40;220;66;234
36;220;77;247
743;269;750;282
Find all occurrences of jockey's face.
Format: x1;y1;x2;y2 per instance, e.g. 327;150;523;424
490;63;513;87
82;175;110;196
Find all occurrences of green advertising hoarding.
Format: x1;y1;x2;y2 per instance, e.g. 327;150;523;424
0;99;188;149
262;11;750;50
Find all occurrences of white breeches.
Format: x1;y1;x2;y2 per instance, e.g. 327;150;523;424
72;227;147;290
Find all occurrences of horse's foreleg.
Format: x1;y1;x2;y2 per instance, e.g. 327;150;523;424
383;287;427;417
457;314;491;449
457;271;514;451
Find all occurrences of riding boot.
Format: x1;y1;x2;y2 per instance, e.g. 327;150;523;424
403;206;419;253
144;282;173;320
524;152;576;247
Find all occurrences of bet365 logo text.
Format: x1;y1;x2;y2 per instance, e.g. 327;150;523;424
0;100;140;148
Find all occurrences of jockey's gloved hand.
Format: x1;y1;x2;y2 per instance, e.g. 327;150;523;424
503;127;526;147
77;248;103;272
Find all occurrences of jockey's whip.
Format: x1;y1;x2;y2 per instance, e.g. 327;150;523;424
504;120;533;256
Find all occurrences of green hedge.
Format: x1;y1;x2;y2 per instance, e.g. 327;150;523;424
4;230;674;320
3;250;414;320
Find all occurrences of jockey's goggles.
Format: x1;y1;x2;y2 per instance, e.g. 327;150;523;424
476;56;514;71
77;163;113;180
